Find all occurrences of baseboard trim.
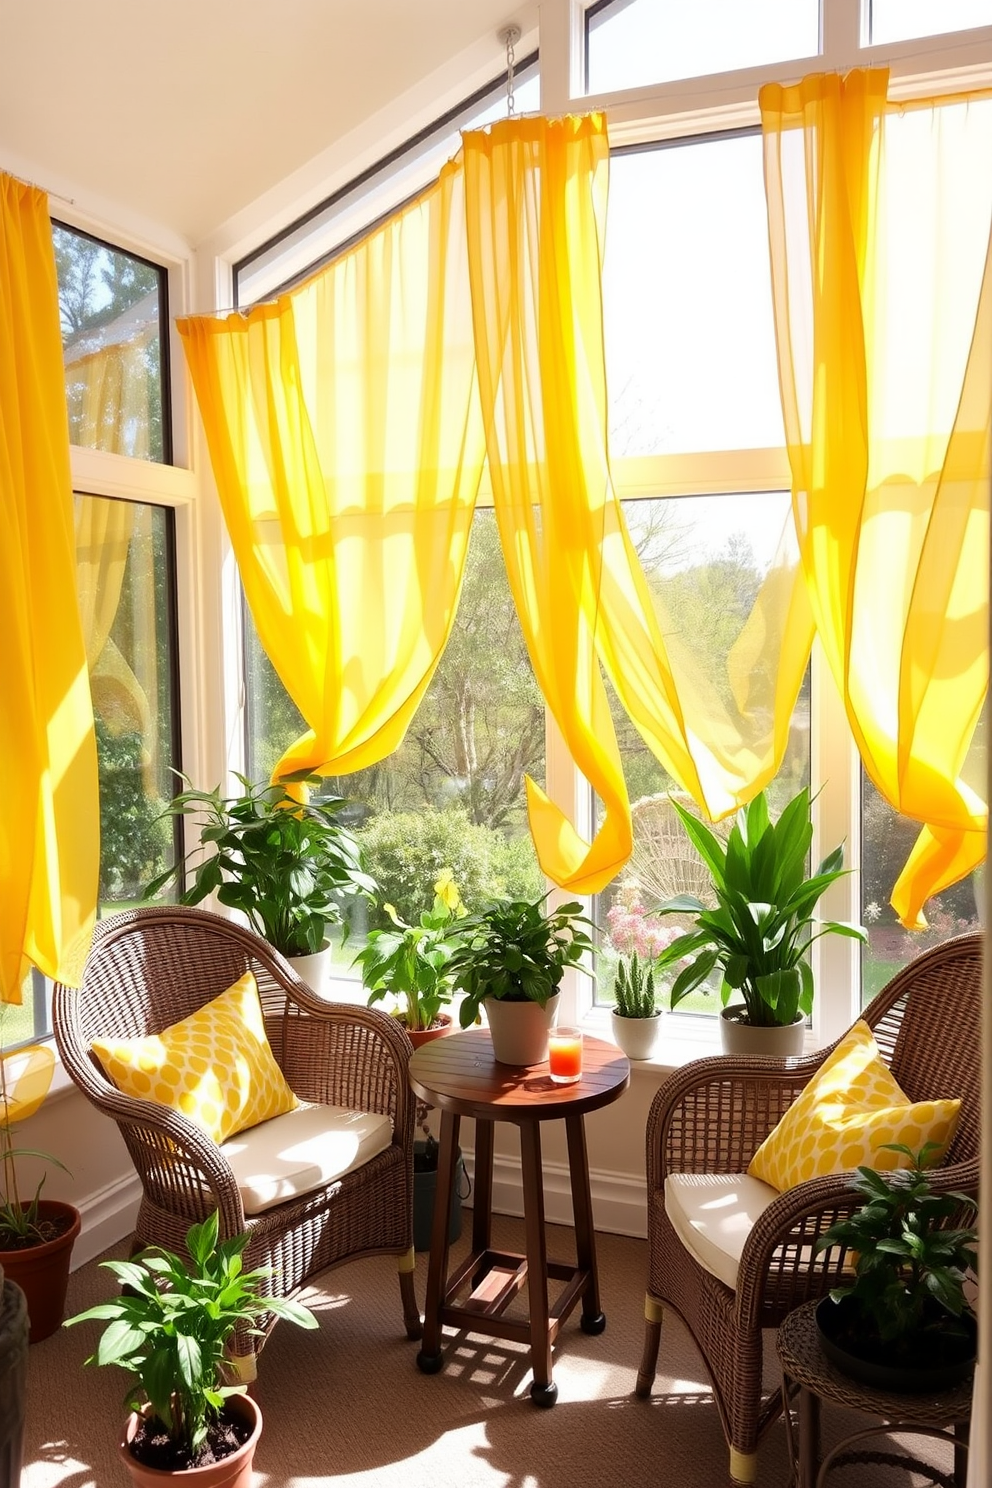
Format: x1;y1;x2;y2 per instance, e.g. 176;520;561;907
72;1171;141;1268
68;1149;647;1272
460;1147;647;1240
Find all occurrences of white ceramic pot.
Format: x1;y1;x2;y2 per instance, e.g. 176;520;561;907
484;992;560;1066
719;1005;806;1058
610;1010;661;1061
285;943;333;998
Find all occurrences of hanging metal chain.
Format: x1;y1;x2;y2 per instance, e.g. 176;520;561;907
499;25;522;117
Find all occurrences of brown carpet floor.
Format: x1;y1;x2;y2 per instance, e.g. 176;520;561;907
22;1216;956;1487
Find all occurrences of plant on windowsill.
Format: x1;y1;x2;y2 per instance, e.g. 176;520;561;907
0;1037;81;1341
447;894;593;1066
651;787;866;1057
352;871;468;1042
610;955;662;1062
64;1209;318;1482
146;772;376;995
813;1142;978;1392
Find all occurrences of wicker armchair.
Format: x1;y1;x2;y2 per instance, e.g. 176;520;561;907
54;905;422;1374
635;933;983;1485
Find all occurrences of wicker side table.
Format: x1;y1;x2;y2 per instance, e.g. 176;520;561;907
777;1301;972;1488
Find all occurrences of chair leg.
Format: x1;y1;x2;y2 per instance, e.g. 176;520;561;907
635;1293;664;1398
224;1349;258;1386
728;1447;757;1485
398;1247;422;1340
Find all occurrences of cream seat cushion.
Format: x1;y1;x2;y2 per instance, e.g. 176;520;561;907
221;1102;393;1216
664;1172;780;1291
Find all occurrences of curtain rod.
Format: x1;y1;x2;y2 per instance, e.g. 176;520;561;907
1;164;75;208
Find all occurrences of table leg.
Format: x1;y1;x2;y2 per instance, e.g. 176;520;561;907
565;1113;605;1333
798;1387;819;1488
953;1420;969;1488
471;1116;495;1285
416;1110;460;1374
519;1121;556;1407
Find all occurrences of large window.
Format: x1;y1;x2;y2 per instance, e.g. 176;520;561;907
53;223;170;463
225;1;990;1039
7;227;183;1050
585;0;820;95
245;510;543;976
592;493;811;1014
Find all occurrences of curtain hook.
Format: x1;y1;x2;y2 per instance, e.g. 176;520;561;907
498;24;522;117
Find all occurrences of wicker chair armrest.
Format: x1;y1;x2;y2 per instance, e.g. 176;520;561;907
268;984;415;1145
645;1050;827;1190
91;1086;247;1239
734;1158;981;1330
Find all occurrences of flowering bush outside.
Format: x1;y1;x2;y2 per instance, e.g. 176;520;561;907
598;881;683;1004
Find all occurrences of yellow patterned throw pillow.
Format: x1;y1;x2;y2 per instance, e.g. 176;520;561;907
92;971;299;1144
747;1019;960;1192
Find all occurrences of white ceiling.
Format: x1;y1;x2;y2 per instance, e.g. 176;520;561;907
0;0;537;245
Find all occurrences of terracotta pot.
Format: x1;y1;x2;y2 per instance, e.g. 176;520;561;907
406;1014;453;1050
719;1006;805;1058
610;1010;661;1061
119;1393;262;1486
484;992;560;1066
0;1199;80;1343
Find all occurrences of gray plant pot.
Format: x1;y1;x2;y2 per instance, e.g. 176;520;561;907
413;1141;468;1251
719;1005;806;1058
484;991;560;1066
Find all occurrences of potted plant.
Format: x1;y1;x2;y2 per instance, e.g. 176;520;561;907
147;771;376;995
447;895;592;1066
352;871;468;1046
352;873;471;1247
813;1143;979;1392
65;1209;318;1483
652;787;866;1056
610;955;662;1061
0;1040;80;1343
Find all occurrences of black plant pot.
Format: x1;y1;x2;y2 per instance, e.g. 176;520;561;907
413;1139;469;1252
815;1295;977;1394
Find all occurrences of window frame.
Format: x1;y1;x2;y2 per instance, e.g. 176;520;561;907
206;0;992;1052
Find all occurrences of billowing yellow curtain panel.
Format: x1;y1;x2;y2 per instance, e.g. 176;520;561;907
463;113;813;893
0;173;99;1001
761;71;991;926
178;158;485;781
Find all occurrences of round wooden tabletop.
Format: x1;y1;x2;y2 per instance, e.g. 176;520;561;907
409;1026;630;1122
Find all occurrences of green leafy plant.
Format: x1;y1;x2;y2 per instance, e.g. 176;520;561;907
146;772;376;957
65;1210;318;1468
353;871;470;1032
0;1040;69;1249
448;895;593;1030
653;788;866;1027
612;955;659;1019
815;1143;978;1362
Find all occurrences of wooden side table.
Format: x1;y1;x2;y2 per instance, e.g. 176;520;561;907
409;1027;629;1406
777;1300;973;1488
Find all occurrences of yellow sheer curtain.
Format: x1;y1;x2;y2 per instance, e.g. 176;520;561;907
64;321;157;459
0;173;99;1001
75;497;158;790
463;113;813;893
179;158;485;782
761;70;991;926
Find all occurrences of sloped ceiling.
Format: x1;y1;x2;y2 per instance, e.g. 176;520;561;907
0;0;535;243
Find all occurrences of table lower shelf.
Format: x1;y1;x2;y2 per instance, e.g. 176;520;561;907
433;1246;593;1348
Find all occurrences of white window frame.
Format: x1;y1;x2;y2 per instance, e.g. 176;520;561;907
195;0;992;1051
